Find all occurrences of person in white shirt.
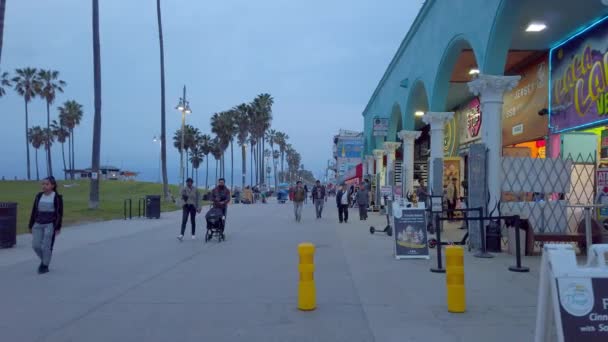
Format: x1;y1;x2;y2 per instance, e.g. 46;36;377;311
336;184;351;223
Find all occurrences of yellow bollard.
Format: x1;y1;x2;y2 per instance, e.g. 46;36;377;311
298;242;316;311
446;245;466;313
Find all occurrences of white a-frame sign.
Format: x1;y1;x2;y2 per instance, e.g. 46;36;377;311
535;244;608;342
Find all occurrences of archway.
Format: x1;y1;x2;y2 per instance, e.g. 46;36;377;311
387;103;403;142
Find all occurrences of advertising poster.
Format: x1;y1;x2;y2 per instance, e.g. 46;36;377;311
556;277;608;341
373;117;389;136
394;208;429;259
550;17;608;132
502;57;549;145
457;98;482;145
444;116;458;157
602;130;608;159
597;168;608;219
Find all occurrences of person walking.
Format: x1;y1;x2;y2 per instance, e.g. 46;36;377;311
304;184;309;204
355;183;369;220
178;178;201;241
211;178;231;217
416;179;429;206
293;181;306;222
336;183;351;223
446;177;459;221
29;176;63;274
311;180;326;219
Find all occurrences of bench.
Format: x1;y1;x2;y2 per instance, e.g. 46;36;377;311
529;219;602;254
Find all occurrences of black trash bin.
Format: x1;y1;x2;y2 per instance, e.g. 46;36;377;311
486;221;502;252
146;195;161;219
0;202;17;248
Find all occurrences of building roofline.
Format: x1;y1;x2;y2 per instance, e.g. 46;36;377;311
361;0;435;117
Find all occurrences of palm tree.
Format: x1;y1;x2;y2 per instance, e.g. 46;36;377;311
234;103;250;188
250;94;273;186
28;126;44;181
0;71;10;97
198;134;212;189
249;136;256;186
58;100;83;178
90;0;102;209
275;131;289;182
0;0;6;65
224;110;238;190
51;120;70;180
38;69;66;177
210;138;222;181
173;124;199;179
266;129;279;190
189;145;204;186
156;0;170;200
13;68;41;180
210;112;232;179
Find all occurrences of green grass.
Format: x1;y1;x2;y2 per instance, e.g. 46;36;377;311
0;180;188;235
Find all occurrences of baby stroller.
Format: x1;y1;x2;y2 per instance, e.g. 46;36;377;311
205;207;226;242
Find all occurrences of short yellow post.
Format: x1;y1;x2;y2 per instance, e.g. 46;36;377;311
445;245;466;313
298;242;316;311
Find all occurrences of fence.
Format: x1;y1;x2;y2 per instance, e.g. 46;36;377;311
500;153;596;249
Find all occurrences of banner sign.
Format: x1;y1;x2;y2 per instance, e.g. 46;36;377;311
380;186;393;197
550;16;608;132
373;117;389;136
597;169;608;220
457;97;482;145
602;130;608;159
502;57;549;145
394;208;429;259
556;277;608;341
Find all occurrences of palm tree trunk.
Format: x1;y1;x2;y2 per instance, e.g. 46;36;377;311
35;148;39;181
253;144;258;185
24;100;31;180
46;102;53;177
271;143;277;190
157;0;170;201
250;145;253;186
230;140;234;191
280;152;284;183
241;144;246;189
215;159;218;180
61;141;67;180
70;128;75;179
205;155;209;189
89;0;102;209
0;0;5;65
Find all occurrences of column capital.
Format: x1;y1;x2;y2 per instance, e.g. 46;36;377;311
372;149;385;159
398;130;421;142
423;112;454;128
467;74;521;103
383;141;402;152
365;155;375;162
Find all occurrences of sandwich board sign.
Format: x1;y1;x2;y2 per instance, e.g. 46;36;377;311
393;203;429;260
534;244;608;342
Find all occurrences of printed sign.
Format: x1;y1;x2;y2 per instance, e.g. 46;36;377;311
502;57;549;145
597;169;608;219
394;208;429;259
457;98;482;145
602;130;608;159
380;186;393;197
373;117;389;136
550;17;608;132
556;277;608;341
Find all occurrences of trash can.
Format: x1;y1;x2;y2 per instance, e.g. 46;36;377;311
145;195;161;219
485;221;502;252
0;202;17;248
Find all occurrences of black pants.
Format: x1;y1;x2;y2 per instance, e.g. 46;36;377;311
338;205;349;223
447;201;456;220
181;205;196;235
358;204;367;219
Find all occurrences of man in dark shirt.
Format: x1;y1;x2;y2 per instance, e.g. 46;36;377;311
211;178;231;217
311;180;326;219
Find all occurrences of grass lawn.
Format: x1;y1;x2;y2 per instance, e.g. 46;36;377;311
0;180;190;235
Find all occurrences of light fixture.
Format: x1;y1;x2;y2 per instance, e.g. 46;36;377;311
526;22;546;32
468;68;480;75
415;111;424;117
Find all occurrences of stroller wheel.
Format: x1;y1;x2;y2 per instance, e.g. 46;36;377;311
386;226;393;237
428;239;437;248
369;226;375;234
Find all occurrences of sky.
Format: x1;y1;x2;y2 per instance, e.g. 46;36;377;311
0;0;423;185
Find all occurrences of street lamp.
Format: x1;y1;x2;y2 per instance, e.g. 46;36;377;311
176;85;192;188
153;135;161;183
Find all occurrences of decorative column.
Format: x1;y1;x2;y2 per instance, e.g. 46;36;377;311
423;112;454;195
366;155;375;177
373;149;386;187
383;142;401;187
468;74;520;214
398;130;421;195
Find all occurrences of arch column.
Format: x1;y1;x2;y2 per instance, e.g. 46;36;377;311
398;130;421;195
468;74;520;214
383;142;402;187
423;112;454;195
373;149;386;187
366;155;375;177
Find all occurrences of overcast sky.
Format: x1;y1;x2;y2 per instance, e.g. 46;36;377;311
0;0;423;184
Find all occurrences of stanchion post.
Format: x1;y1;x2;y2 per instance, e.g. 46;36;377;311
129;199;132;220
298;242;316;311
509;216;529;272
431;213;445;273
124;200;127;220
446;245;466;313
474;207;493;258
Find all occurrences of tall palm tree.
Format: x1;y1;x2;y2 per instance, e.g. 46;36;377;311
210;137;222;182
210;112;232;179
234;103;250;188
224;110;238;190
58;100;83;178
266;129;279;190
51;119;70;180
156;0;170;200
90;0;102;209
249;136;256;186
13;68;40;180
189;145;204;186
275;131;289;182
250;94;273;186
198;133;212;189
38;69;66;177
0;0;6;65
0;71;10;97
28;126;44;181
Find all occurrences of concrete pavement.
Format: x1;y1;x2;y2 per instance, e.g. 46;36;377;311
0;200;541;341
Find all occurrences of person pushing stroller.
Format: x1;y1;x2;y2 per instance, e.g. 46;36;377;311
205;178;231;241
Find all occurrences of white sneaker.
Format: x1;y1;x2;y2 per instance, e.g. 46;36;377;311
192;235;196;240
177;235;184;241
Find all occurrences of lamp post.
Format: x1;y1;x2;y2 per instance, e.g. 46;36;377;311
153;135;161;183
176;85;192;188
